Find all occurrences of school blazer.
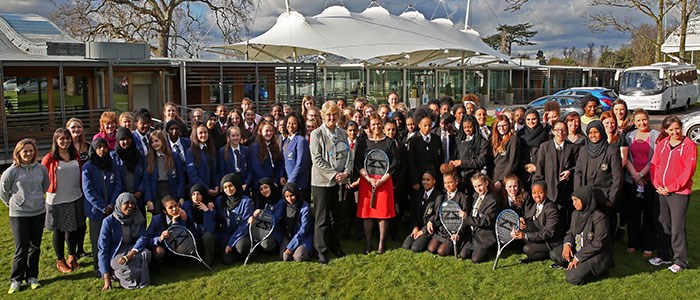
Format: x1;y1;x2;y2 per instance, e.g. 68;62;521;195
523;199;562;249
168;138;192;155
282;135;312;190
110;151;146;201
143;155;185;201
248;142;285;190
533;140;578;204
492;137;521;183
411;188;442;232
272;199;313;252
132;131;151;156
564;210;613;269
574;146;622;208
455;137;490;180
431;128;458;162
185;148;218;191
406;133;443;186
97;214;147;276
215;195;254;248
181;201;218;238
461;192;499;250
217;145;253;189
143;213;187;248
431;192;470;239
82;161;122;221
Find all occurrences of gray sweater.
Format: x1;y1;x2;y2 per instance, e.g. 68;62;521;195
1;162;49;217
310;123;353;187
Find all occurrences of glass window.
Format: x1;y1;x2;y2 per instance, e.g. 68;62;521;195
368;69;403;104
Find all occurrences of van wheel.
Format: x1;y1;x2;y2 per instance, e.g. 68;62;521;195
664;103;670;115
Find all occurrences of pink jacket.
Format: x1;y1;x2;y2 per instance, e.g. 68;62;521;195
650;136;697;195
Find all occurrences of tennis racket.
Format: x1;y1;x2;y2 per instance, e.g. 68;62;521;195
330;141;351;203
364;149;390;208
164;225;213;271
243;208;276;265
493;209;520;270
439;200;463;258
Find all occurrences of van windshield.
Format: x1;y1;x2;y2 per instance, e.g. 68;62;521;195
619;70;663;94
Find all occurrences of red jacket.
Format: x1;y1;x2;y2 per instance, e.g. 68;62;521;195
41;152;82;194
650;136;697;195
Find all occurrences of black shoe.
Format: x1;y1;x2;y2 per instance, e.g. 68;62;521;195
333;249;346;258
550;263;566;270
615;227;625;241
317;253;328;264
363;248;371;255
519;258;534;264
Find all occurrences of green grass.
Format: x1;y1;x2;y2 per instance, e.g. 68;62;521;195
1;157;700;298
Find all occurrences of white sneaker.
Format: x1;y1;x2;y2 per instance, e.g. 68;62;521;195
648;257;672;266
668;264;684;273
7;281;20;294
26;278;40;290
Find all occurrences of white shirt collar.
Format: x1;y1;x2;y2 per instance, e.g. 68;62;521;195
425;187;434;197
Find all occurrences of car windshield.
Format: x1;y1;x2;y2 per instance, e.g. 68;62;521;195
620;70;664;94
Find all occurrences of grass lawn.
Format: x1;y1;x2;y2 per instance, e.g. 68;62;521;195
1;157;700;299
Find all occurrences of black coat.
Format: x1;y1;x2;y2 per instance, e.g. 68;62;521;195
455;135;490;181
574;145;622;208
460;192;499;250
410;188;442;232
493;137;521;184
534;140;578;206
564;210;614;268
523;199;562;249
407;133;444;186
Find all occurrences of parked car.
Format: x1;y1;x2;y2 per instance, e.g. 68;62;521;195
3;78;17;91
682;111;700;144
554;87;618;111
526;95;584;119
15;79;47;94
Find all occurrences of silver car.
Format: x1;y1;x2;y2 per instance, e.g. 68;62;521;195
527;95;585;119
681;111;700;144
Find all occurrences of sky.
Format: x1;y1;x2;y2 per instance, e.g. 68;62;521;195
1;0;678;59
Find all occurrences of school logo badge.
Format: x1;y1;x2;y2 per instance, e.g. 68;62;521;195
600;163;608;171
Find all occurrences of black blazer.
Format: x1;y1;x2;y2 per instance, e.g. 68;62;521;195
564;210;614;269
431;128;458;162
429;191;470;239
410;188;442;231
574;145;622;208
461;192;499;250
533;140;578;205
456;136;490;180
523;199;562;249
492;137;521;184
407;133;444;186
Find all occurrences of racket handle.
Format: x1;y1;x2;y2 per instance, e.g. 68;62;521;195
492;250;501;270
453;241;458;259
370;187;376;208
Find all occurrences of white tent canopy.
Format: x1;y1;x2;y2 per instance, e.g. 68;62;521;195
662;16;700;54
211;5;510;65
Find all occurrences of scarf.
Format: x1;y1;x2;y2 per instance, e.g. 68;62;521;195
517;109;547;148
572;186;597;234
585;120;609;158
89;138;112;171
115;127;140;172
281;182;302;238
113;192;145;241
220;173;243;211
190;184;210;224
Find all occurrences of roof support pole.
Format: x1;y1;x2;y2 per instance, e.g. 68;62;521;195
59;62;66;125
108;61;114;109
219;62;224;104
286;64;291;103
180;61;188;113
254;63;260;108
402;67;408;106
0;62;8;160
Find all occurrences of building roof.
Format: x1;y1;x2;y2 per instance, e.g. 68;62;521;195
662;15;700;54
211;5;511;66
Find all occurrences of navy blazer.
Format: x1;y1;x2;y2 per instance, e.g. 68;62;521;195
82;161;122;221
217;145;253;189
168;137;191;159
185;147;218;191
97;214;147;276
282;135;312;190
143;154;186;201
110;151;146;204
248;142;285;190
215;195;254;248
272;199;313;252
143;213;186;249
182;201;218;238
132;131;151;157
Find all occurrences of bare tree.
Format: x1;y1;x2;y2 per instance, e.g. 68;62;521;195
678;0;699;60
51;0;255;58
504;0;530;12
587;0;681;62
585;42;596;66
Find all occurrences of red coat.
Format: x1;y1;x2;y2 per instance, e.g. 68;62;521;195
650;136;697;195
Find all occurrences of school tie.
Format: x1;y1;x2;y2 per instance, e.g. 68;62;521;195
202;145;208;152
535;204;543;219
575;233;583;251
472;195;484;218
423;135;430;143
234;149;242;172
173;144;185;161
442;132;449;163
267;146;275;168
142;136;149;153
221;123;227;132
422;191;428;206
350;141;354;151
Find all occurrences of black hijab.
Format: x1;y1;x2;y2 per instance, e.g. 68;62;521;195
258;177;279;209
220;173;243;210
517;109;547;147
115;127;140;172
281;182;303;237
393;111;407;142
585;120;609;158
572;186;598;234
189;184;210;224
89;138;112;170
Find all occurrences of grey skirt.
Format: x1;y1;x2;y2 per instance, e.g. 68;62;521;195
45;199;83;232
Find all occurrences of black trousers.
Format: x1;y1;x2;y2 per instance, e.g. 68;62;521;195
89;218;103;275
523;241;553;261
624;182;657;251
549;244;610;285
10;214;45;282
657;193;690;268
312;185;342;255
401;233;431;252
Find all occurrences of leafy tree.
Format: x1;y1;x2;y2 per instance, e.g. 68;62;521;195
482;23;538;56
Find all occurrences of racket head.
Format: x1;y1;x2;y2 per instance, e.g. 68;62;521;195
495;209;520;246
364;149;389;176
249;209;276;243
438;200;463;235
329;141;350;172
164;225;198;257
